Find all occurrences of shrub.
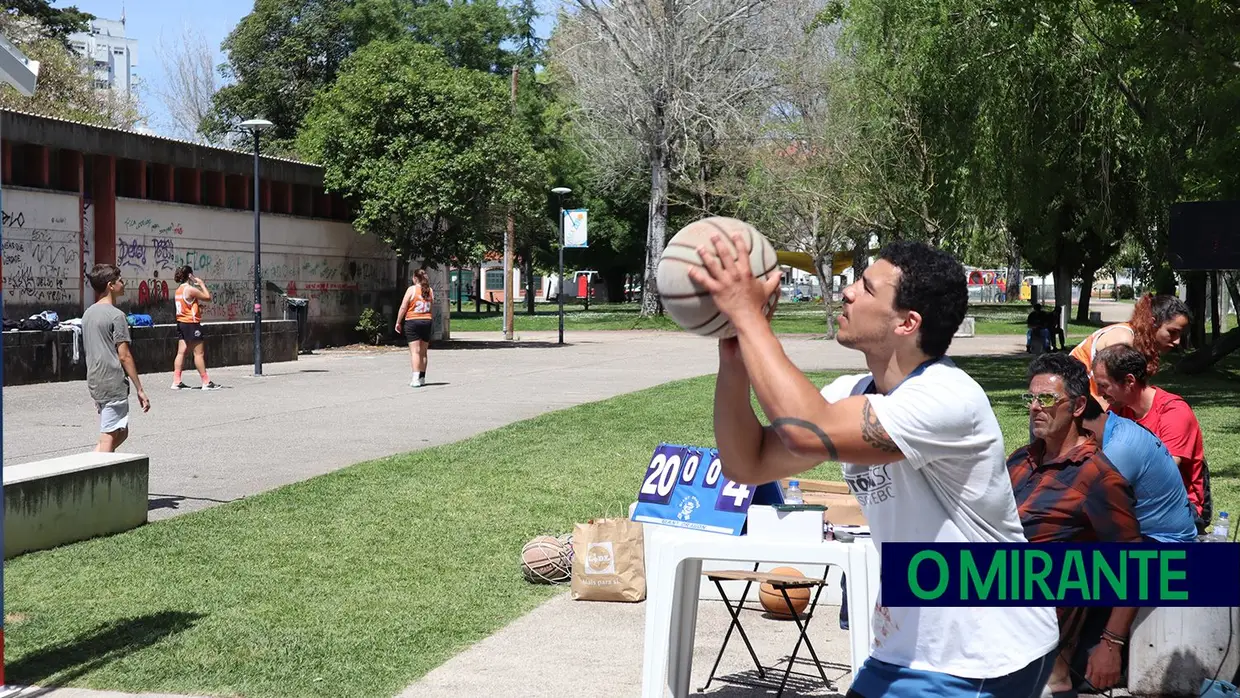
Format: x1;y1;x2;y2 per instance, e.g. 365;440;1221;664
355;307;386;345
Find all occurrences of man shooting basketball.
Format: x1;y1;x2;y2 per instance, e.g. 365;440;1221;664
690;236;1059;698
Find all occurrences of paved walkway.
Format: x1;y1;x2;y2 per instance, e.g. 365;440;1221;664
3;330;1023;522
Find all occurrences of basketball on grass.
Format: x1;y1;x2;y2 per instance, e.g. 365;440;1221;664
521;535;571;585
655;216;779;338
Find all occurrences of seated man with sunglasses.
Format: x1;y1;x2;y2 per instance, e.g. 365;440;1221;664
1006;353;1143;698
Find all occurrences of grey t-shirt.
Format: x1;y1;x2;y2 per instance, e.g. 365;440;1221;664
82;302;132;404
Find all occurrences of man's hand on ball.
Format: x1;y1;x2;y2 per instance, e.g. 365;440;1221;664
689;231;782;328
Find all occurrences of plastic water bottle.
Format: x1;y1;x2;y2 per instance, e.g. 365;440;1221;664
1212;512;1230;541
785;480;804;505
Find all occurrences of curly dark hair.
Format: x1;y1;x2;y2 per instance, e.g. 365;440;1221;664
1029;352;1102;419
174;265;193;284
878;240;968;358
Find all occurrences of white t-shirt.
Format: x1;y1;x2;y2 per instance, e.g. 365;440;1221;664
822;358;1059;678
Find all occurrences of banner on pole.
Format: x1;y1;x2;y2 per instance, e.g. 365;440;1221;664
564;209;588;248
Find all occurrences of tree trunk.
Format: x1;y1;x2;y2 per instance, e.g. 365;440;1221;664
1185;271;1207;352
1178;326;1240;374
1005;233;1021;304
851;236;870;279
525;248;536;314
1053;261;1074;333
603;265;627;305
640;136;670;318
1210;271;1221;343
1075;264;1098;323
1226;271;1240;329
813;255;837;339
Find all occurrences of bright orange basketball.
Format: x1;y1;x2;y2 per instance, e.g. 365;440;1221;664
759;566;811;619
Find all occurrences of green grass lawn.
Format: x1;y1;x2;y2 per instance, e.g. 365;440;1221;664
968;303;1100;342
448;301;836;334
5;354;1238;697
447;299;1192;340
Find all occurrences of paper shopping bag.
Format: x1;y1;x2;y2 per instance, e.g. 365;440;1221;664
570;517;646;602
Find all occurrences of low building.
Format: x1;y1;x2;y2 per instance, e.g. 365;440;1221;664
1;109;448;351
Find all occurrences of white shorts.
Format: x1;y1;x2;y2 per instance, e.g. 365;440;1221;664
96;399;130;434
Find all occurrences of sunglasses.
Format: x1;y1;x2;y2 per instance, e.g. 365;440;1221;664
1021;392;1066;408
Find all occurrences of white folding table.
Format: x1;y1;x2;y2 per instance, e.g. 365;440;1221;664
639;527;880;698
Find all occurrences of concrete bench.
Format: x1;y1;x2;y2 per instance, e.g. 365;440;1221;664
954;316;976;338
4;452;149;559
1127;605;1240;696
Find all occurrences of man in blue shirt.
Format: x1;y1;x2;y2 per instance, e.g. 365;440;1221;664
1088;411;1198;542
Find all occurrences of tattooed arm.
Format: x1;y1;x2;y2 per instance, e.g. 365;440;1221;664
716;316;910;486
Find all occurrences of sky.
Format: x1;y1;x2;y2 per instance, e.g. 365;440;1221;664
68;0;559;140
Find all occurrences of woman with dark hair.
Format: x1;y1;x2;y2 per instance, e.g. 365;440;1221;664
172;265;219;390
1070;293;1191;407
395;268;434;387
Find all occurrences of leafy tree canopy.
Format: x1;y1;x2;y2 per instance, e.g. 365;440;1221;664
297;39;547;264
1;0;91;43
204;0;522;155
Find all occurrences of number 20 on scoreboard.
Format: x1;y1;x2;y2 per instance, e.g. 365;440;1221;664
632;443;774;535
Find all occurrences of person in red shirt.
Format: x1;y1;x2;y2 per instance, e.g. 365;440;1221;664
1090;343;1208;526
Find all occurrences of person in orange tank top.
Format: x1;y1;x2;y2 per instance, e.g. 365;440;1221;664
1068;293;1191;409
395;268;435;387
172;265;219;390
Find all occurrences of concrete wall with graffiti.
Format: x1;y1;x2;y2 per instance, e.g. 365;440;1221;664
2;188;86;320
2;188;422;345
112;198;399;344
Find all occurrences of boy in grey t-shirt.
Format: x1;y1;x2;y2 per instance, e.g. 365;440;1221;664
83;264;150;451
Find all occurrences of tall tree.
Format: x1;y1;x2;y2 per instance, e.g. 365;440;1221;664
297;40;547;264
550;0;810;316
824;0;980;249
203;0;356;153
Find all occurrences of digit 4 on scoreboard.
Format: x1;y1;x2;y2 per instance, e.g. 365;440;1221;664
711;455;755;513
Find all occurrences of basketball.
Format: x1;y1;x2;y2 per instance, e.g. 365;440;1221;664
521;535;571;585
656;216;780;338
759;566;811;619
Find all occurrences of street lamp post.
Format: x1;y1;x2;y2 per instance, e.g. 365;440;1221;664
240;118;273;375
551;187;572;345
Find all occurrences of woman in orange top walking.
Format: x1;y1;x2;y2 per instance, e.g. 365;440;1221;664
171;265;219;390
1069;293;1191;407
395;268;435;387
